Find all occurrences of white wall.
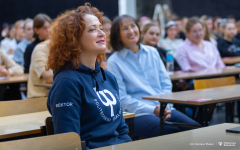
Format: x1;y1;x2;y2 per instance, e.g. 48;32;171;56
118;0;137;18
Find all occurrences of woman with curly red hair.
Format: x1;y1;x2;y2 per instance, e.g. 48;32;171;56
46;3;131;149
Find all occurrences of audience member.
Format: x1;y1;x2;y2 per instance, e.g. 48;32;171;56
142;22;181;71
24;14;51;73
27;40;52;98
217;21;240;57
173;17;186;40
175;18;225;71
14;18;34;65
0;24;15;54
108;15;200;138
159;21;183;53
102;16;113;59
235;20;240;41
213;17;221;36
1;23;9;41
200;15;217;45
46;3;131;149
227;15;236;24
8;20;25;59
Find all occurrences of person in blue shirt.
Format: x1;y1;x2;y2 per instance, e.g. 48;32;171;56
14;18;34;66
107;15;200;138
46;3;131;149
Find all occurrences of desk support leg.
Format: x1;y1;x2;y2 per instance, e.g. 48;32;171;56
126;118;135;141
202;105;208;126
160;102;168;135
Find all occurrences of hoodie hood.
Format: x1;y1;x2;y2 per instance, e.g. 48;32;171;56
53;61;106;91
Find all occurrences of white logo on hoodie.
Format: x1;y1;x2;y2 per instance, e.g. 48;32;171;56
94;88;117;117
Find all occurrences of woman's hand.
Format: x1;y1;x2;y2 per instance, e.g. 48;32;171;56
0;66;10;76
154;105;172;121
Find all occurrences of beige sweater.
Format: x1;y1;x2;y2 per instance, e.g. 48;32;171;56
0;50;24;75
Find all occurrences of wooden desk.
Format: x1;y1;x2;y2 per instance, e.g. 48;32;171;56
0;132;81;150
169;67;240;81
142;84;240;134
0;111;50;140
95;123;240;150
0;111;135;140
142;84;240;105
0;74;29;84
222;57;240;65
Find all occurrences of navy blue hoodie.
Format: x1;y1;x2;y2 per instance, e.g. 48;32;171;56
217;38;240;57
47;62;132;149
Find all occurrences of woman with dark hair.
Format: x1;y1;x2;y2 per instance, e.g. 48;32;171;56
24;13;51;73
1;23;9;41
159;21;183;54
175;18;225;71
217;21;240;57
46;3;131;149
141;22;181;71
108;15;200;138
102;16;113;59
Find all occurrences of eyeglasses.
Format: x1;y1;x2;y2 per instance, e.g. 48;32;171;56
191;29;203;35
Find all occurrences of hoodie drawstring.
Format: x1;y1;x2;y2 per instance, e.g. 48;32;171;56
100;67;106;81
91;67;106;91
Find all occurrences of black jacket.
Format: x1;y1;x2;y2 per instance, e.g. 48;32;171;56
24;38;43;73
217;38;240;57
155;46;181;71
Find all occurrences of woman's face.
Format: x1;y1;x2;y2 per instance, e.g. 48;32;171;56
166;25;177;40
103;23;111;43
16;22;24;38
24;22;34;40
224;23;237;39
214;18;221;31
119;18;139;47
79;14;106;53
205;19;213;32
35;21;51;40
142;26;160;47
186;23;203;44
9;27;15;39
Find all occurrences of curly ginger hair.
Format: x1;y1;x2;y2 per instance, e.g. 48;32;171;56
47;3;105;71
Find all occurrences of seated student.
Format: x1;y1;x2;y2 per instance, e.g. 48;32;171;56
235;20;240;41
159;21;183;54
0;50;23;100
46;3;131;149
8;20;25;59
27;40;52;98
1;23;9;41
107;15;200;138
175;18;225;71
141;22;181;71
173;17;186;40
103;16;113;59
227;15;236;24
200;16;218;46
1;24;15;54
217;21;240;57
24;14;51;73
14;18;34;65
216;18;227;40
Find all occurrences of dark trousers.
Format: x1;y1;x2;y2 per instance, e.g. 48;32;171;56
0;84;21;101
134;110;201;138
